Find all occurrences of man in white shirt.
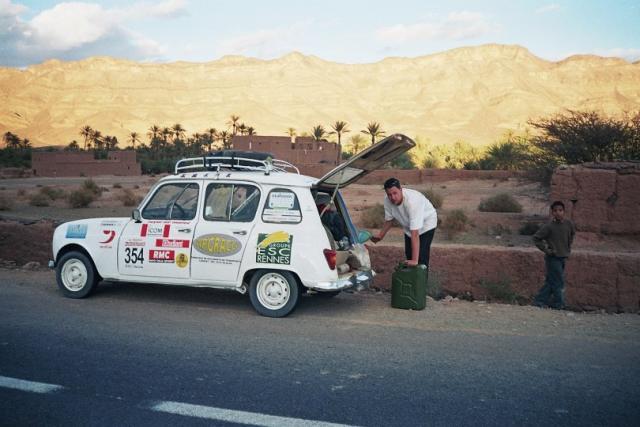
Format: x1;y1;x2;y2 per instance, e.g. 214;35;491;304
371;178;438;269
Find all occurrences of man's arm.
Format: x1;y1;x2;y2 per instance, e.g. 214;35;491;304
371;220;394;243
533;224;552;254
406;229;420;266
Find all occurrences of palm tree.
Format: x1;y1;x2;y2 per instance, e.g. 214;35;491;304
66;140;80;151
128;132;140;150
104;135;118;151
20;138;31;150
361;121;385;145
246;126;256;135
161;127;172;149
330;120;350;163
219;130;231;149
238;123;247;135
311;125;327;141
348;134;366;155
147;125;161;142
91;130;103;151
286;128;296;137
227;114;240;136
79;125;93;151
171;123;186;143
3;131;21;149
206;128;217;151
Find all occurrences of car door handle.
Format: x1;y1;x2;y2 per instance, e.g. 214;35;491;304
233;230;247;235
178;228;191;233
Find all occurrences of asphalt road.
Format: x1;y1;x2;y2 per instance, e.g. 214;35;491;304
1;270;639;426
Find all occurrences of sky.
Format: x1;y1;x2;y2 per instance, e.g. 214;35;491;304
0;0;639;67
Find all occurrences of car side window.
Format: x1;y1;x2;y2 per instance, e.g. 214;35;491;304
142;182;199;220
203;183;260;222
262;188;302;224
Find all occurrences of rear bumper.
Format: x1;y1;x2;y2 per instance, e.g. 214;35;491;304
309;269;375;292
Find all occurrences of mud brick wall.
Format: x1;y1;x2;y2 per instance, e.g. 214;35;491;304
551;163;640;234
297;165;525;183
368;244;640;312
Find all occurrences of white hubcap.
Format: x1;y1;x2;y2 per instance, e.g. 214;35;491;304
256;273;290;310
61;259;88;291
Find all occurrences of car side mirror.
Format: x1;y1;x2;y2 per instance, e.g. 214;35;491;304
132;208;142;223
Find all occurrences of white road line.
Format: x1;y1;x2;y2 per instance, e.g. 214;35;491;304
0;375;64;394
151;401;359;427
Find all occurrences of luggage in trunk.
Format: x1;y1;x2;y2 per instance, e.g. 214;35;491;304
391;264;427;310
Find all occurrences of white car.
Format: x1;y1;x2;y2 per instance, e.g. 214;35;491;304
50;134;415;317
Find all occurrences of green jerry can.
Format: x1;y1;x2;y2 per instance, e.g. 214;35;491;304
391;263;428;310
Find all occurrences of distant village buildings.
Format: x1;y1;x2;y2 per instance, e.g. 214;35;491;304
231;135;339;166
32;150;141;177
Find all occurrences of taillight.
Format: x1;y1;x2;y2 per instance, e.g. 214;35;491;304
323;249;336;270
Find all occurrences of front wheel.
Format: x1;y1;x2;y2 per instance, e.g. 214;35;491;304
56;251;98;298
249;270;299;318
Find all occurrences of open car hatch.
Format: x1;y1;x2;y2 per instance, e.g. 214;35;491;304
313;133;416;190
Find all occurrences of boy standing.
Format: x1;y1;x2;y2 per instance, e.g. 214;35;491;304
533;201;576;309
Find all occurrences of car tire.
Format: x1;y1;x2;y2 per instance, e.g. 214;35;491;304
249;270;299;318
56;251;98;298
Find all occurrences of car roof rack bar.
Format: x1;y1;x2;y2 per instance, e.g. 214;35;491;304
175;156;299;175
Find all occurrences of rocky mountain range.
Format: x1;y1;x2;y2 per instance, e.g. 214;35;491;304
1;44;639;148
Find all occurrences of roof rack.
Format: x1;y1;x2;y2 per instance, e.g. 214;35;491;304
175;155;299;175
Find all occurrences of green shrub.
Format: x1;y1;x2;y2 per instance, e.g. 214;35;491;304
119;188;141;207
81;179;102;196
519;221;541;235
488;223;512;236
421;188;444;209
0;194;13;210
478;193;522;213
29;192;50;207
68;188;96;208
480;277;521;304
441;209;469;239
39;186;65;200
360;203;385;228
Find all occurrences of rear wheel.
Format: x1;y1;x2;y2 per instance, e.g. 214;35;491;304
55;251;98;298
249;270;299;318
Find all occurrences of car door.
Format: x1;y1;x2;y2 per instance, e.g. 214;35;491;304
313;133;416;191
118;181;200;280
190;182;261;285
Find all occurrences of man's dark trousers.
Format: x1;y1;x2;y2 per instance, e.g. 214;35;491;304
404;228;436;269
534;255;566;309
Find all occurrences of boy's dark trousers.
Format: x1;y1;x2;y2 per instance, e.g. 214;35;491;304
534;255;566;309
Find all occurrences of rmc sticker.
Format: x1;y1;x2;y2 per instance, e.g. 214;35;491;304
256;231;293;265
149;249;175;263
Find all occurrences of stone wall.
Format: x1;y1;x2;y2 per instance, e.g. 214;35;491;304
32;151;141;177
368;244;640;313
551;163;640;234
297;165;526;182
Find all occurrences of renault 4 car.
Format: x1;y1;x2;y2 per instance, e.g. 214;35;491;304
50;134;415;317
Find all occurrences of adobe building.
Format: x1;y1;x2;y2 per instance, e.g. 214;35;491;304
32;150;141;177
231;135;339;166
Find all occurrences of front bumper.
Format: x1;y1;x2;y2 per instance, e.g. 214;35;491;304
309;269;375;292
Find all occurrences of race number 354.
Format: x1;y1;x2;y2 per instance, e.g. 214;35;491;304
125;247;144;264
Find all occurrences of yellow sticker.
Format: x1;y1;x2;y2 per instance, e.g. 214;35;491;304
175;253;189;268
